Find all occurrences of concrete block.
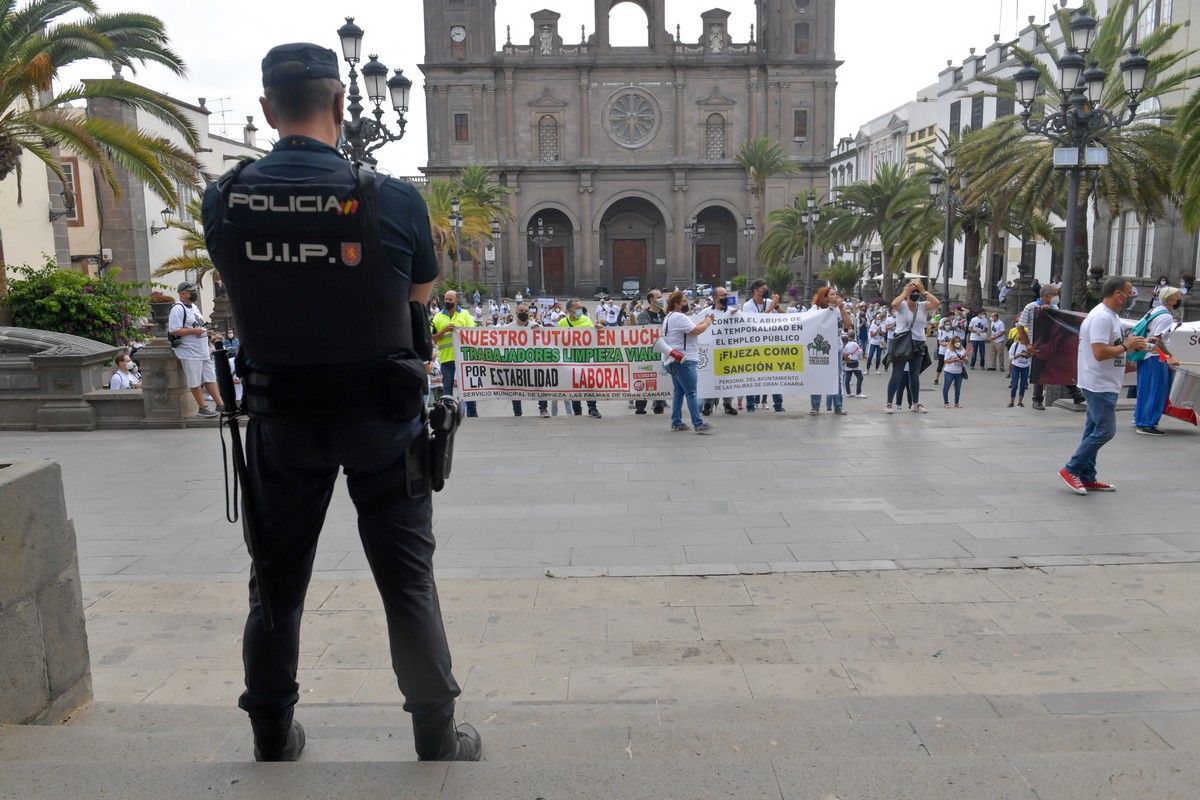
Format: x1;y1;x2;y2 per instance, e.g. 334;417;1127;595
36;565;91;695
0;599;50;723
0;461;74;607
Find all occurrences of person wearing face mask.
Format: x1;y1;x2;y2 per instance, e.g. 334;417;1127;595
507;303;549;419
1017;283;1086;410
742;279;784;413
701;286;739;417
866;312;886;375
987;313;1008;373
634;290;668;416
1060;277;1148;494
167;281;222;418
432;290;478;418
661;290;716;433
558;299;602;418
1131;286;1183;436
1150;276;1170;309
109;350;142;390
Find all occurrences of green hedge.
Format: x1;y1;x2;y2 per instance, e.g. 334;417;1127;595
3;260;150;346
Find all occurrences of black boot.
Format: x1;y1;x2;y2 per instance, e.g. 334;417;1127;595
253;719;306;762
420;723;482;762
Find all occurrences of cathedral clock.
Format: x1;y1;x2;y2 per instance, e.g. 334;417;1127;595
450;25;466;58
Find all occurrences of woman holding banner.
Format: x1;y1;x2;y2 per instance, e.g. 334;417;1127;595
809;286;854;415
885;279;940;414
661;291;716;434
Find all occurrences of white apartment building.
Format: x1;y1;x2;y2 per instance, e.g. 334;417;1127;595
833;0;1199;302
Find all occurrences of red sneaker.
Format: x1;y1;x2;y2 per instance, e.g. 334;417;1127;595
1082;480;1116;492
1059;468;1087;495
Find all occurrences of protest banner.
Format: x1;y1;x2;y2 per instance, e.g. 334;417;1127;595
694;308;841;398
452;325;671;401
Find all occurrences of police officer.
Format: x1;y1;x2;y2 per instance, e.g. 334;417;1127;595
201;43;480;763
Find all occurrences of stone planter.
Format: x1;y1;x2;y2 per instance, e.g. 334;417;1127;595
0;461;91;724
148;302;174;339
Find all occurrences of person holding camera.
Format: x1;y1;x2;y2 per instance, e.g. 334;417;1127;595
201;43;479;763
884;279;940;414
167;281;222;418
661;290;716;433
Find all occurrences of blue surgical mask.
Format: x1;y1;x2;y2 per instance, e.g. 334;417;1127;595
573;308;583;319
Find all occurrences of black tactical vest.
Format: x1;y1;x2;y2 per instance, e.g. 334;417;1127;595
215;157;412;369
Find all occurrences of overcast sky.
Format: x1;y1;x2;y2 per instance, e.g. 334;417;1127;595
62;0;1063;175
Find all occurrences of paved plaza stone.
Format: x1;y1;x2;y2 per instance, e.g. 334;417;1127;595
1;366;1197;580
3;369;1200;797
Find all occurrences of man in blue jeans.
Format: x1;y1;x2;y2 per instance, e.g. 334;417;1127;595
1061;277;1147;494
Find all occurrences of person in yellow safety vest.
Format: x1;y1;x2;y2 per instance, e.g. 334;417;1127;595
431;289;478;418
557;298;602;418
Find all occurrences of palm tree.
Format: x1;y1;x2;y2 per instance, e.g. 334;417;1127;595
891;130;1057;308
821;162;920;300
0;1;202;311
150;196;212;285
961;0;1198;307
735;136;796;235
756;196;826;270
1174;86;1200;231
422;178;491;285
453;165;512;284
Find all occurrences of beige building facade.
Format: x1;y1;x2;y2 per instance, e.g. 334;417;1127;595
421;0;838;296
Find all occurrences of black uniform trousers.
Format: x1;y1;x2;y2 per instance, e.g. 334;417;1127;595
240;414;460;759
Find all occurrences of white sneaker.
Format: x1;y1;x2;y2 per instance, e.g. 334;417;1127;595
914;404;928;414
856;393;867;398
884;404;895;414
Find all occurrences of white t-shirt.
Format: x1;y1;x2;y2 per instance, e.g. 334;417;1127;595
884;316;897;340
989;319;1007;343
167;302;209;360
742;297;771;314
662;310;700;363
1077;303;1127;394
842;341;863;366
942;345;967;374
969;315;989;342
1009;341;1032;369
868;322;884;346
893;301;928;341
606;304;621;325
109;369;139;389
1145;308;1175;340
937;326;953;355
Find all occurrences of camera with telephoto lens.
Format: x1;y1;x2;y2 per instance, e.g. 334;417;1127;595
910;291;922;301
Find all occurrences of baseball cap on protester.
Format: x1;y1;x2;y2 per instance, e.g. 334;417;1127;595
177;281;198;294
261;43;341;89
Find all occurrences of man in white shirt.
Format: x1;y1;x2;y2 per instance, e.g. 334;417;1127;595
1060;277;1147;495
167;282;221;418
606;302;621;326
987;313;1008;373
968;311;989;369
507;303;548;418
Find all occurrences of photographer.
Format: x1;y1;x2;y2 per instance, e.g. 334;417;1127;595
885;279;940;414
662;290;716;433
167;281;222;418
200;43;478;763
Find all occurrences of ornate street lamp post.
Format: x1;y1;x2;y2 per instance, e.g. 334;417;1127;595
799;192;820;300
335;16;412;164
927;146;958;302
684;218;707;293
490;219;502;300
449;197;463;286
741;214;757;288
528;217;554;297
1011;8;1148;310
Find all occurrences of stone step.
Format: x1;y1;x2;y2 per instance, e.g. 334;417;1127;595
3;752;1200;800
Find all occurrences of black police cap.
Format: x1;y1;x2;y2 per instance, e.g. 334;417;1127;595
261;43;341;88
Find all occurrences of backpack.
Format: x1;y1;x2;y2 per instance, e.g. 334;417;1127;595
167;303;190;348
1127;308;1170;363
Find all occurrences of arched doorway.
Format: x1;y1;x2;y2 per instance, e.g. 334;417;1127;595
598;196;666;292
525;208;573;297
692;205;739;287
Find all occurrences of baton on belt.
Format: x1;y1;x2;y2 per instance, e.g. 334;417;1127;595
213;341;274;630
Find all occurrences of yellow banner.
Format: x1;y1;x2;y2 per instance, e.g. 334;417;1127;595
712;345;806;376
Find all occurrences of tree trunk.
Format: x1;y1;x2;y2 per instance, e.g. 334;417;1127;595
471;258;480;285
964;222;982;310
881;246;892;301
0;233;11;327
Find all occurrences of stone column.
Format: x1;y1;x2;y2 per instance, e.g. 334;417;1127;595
578;69;591;160
673;70;685;158
471;84;484;161
673;170;688;287
504;68;517;161
747;67;759;140
580;171;595;287
0;461;91;724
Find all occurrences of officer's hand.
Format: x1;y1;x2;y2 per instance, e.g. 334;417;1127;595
1126;335;1148;351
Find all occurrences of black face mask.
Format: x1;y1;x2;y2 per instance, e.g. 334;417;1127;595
681;303;690;314
517;312;529;322
444;301;456;310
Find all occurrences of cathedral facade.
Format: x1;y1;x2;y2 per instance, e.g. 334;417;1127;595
421;0;837;296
